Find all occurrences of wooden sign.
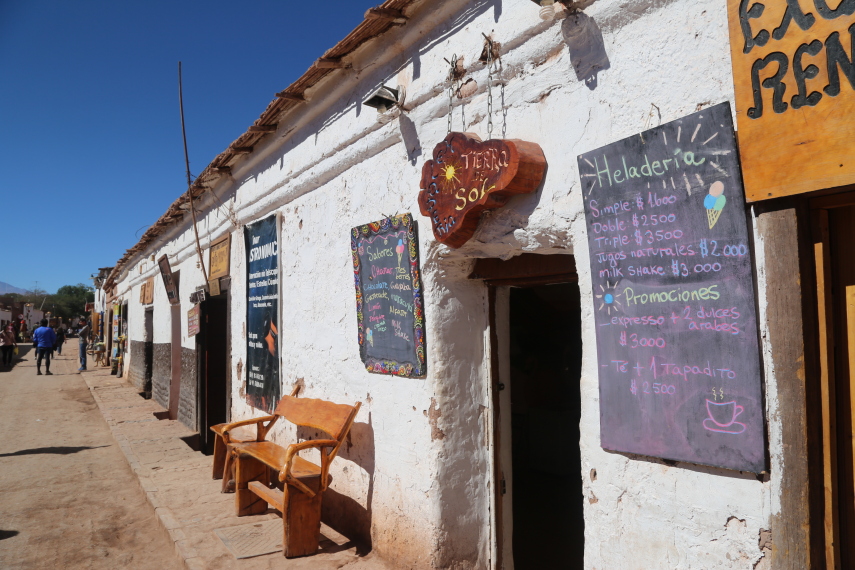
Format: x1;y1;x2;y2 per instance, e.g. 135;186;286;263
577;103;766;473
209;234;231;279
418;132;546;248
727;1;855;201
209;278;221;297
187;305;200;337
139;282;146;304
351;214;426;377
157;255;179;305
144;277;154;304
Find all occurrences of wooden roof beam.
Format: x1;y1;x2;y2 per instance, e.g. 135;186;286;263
315;57;347;69
231;146;253;154
275;91;306;102
248;124;278;133
365;7;407;23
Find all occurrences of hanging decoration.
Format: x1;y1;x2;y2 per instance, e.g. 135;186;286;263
418;40;546;248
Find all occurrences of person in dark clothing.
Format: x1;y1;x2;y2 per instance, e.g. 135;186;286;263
78;319;90;372
0;324;17;367
54;326;66;356
32;319;56;375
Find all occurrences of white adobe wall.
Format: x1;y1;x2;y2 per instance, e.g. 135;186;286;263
108;0;783;567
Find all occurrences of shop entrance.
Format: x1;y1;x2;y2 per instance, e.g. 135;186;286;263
197;296;229;455
810;195;855;569
475;254;584;570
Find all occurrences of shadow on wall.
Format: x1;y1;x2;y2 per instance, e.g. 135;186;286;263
562;11;610;90
321;412;376;554
399;114;422;165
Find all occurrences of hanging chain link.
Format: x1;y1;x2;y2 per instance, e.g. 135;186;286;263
486;39;494;141
447;54;457;135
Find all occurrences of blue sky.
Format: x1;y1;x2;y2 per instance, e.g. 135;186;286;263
0;0;377;293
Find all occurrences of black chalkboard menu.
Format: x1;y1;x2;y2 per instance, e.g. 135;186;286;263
577;102;766;473
351;214;426;377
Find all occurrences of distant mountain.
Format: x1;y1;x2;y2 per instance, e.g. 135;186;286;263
0;281;30;295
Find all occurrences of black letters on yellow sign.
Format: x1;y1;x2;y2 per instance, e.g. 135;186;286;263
739;0;855;119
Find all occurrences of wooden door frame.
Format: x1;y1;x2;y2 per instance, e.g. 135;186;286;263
473;253;578;569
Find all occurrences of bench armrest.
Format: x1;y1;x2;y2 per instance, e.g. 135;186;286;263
278;439;339;496
220;415;277;443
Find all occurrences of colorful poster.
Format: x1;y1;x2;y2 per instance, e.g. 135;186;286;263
244;215;280;412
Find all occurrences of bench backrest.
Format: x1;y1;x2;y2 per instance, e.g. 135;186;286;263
274;395;360;442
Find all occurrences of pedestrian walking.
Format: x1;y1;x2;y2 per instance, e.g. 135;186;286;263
78;319;90;372
0;324;17;367
32;319;56;376
54;326;65;356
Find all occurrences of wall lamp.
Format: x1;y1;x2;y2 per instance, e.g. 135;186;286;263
364;85;406;113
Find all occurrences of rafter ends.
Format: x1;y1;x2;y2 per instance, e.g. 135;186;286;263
248;124;278;133
215;166;232;173
365;7;407;22
315;58;347;69
275;91;306;102
231;146;253;154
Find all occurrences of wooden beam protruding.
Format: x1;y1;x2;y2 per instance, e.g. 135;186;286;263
231;146;253;154
365;7;407;22
315;58;346;69
275;91;306;102
215;166;232;174
248;125;277;133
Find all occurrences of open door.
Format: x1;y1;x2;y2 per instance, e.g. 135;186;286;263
811;193;855;570
197;296;229;455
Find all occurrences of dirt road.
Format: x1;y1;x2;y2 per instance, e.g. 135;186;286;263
0;344;182;569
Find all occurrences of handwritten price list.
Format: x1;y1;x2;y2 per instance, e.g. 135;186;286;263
351;214;426;378
577;103;766;472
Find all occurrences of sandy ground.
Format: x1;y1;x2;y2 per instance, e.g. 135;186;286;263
0;344;182;569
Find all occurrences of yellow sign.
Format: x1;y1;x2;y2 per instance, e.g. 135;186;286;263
727;1;855;201
209;235;231;279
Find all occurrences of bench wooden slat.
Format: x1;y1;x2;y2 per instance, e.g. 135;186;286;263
235;442;322;481
247;481;284;511
273;396;354;440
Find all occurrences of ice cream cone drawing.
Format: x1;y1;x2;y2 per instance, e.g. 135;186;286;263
703;181;726;229
367;328;373;346
396;239;405;266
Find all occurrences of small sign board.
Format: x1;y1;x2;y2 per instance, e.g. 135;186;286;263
351;214;426;377
727;1;855;200
418;132;546;248
187;305;200;337
209;277;221;297
158;255;179;305
144;277;154;304
209;235;231;279
577;102;766;473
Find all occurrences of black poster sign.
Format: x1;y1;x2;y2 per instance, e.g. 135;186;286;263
577;102;766;472
351;214;426;377
244;215;280;412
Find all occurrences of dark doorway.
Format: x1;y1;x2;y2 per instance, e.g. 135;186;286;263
143;308;154;398
197;296;229;455
508;283;584;569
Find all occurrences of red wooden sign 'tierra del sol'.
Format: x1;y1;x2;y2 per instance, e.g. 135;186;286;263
418;132;546;248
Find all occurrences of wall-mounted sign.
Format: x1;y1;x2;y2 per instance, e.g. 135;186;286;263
244;215;280;412
139;282;146;304
577;102;766;473
351;214;426;377
209;234;231;279
144;277;154;304
187;305;200;337
418;132;546;248
727;1;855;201
157;255;179;305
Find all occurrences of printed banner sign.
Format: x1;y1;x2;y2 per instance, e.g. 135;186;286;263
351;214;426;377
577;102;766;473
244;215;280;412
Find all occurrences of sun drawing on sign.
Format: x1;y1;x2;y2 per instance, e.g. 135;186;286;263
439;161;461;192
596;281;622;315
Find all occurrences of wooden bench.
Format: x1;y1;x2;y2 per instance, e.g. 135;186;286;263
211;386;300;493
230;395;361;558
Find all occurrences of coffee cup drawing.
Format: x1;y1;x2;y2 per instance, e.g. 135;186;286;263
703;400;746;434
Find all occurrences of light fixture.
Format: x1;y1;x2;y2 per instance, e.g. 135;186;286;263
364;85;405;113
539;0;555;20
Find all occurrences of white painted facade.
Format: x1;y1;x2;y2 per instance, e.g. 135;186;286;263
102;1;785;567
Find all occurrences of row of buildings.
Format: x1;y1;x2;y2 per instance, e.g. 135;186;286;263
93;1;855;568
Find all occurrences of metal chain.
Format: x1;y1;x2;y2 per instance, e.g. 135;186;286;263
447;54;457;135
486;39;494;140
